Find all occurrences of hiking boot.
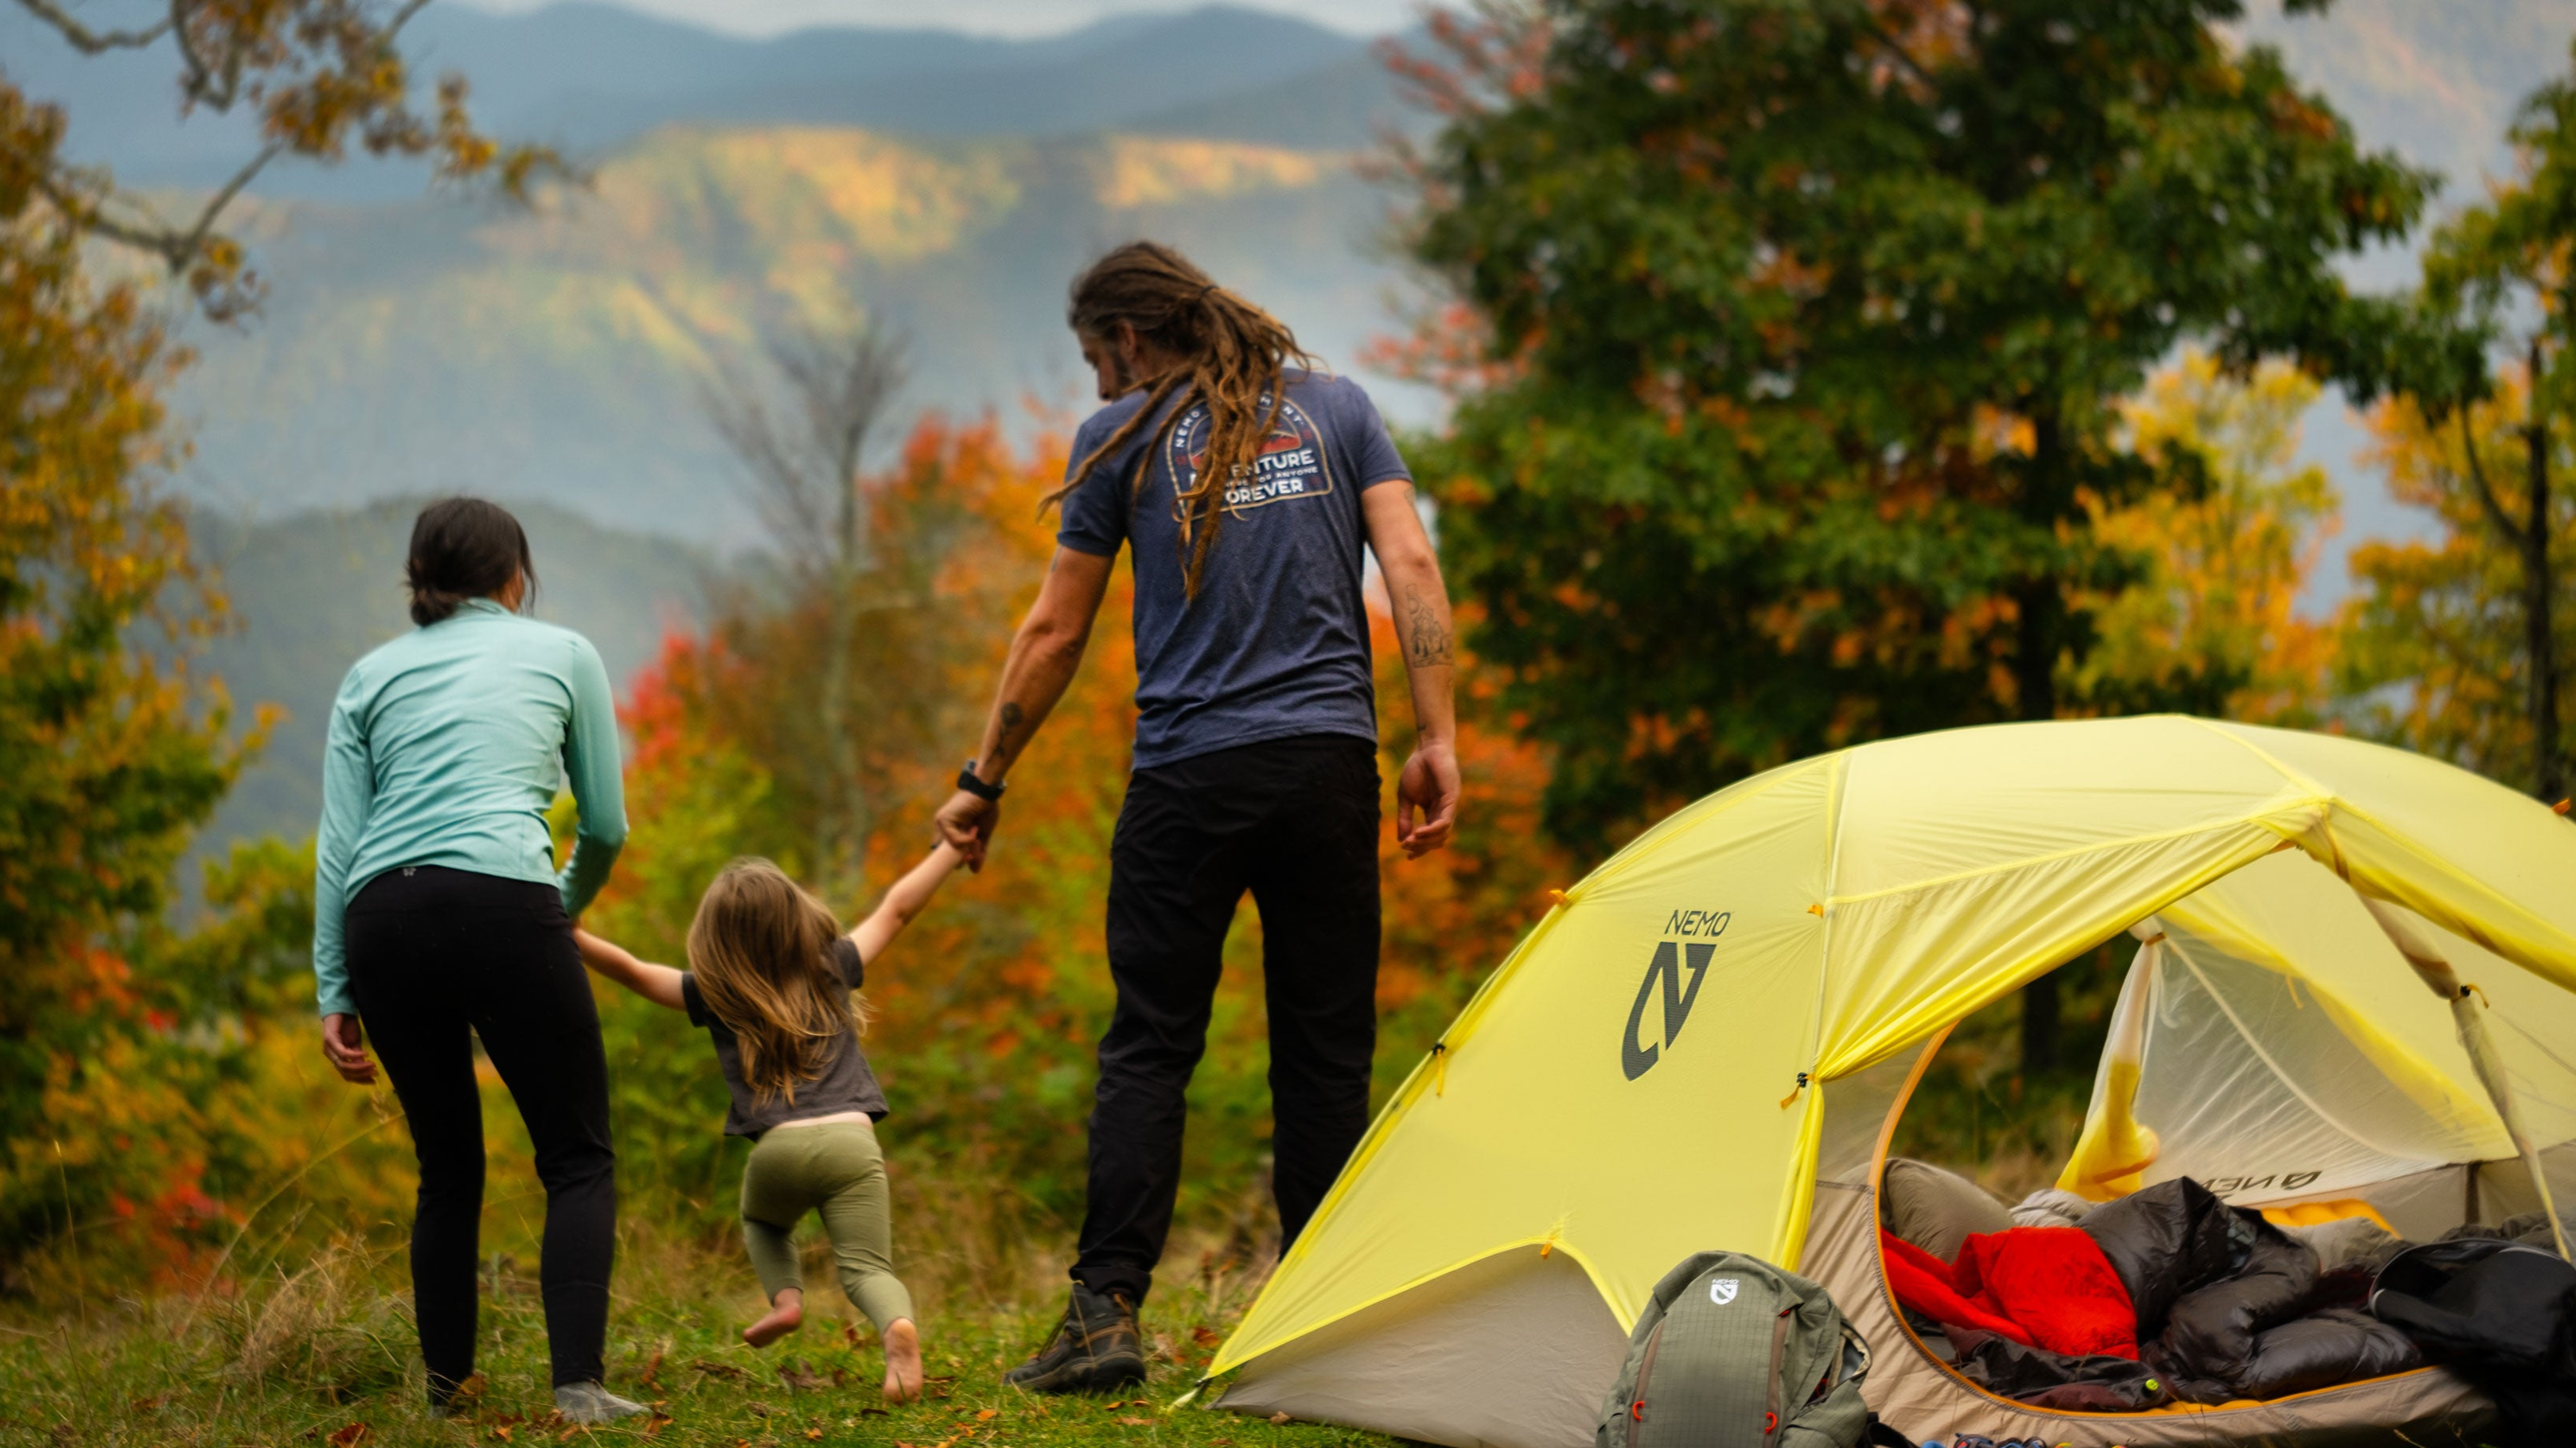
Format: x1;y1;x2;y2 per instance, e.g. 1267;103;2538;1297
1003;1283;1147;1394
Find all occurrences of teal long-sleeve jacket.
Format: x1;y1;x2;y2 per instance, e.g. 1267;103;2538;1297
311;597;627;1018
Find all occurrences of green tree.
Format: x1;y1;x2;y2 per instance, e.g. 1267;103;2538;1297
1398;0;2428;855
2344;43;2576;801
0;90;252;1263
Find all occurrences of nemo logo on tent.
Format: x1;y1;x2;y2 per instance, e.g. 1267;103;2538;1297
1622;920;1728;1080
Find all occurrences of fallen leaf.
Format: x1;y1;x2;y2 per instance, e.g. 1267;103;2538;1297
639;1345;666;1389
1268;1413;1291;1426
831;1367;851;1387
691;1359;750;1380
490;1429;513;1443
1150;1332;1185;1364
860;1408;890;1418
976;1410;998;1422
555;1427;583;1442
325;1424;372;1448
778;1360;829;1391
1116;1416;1153;1427
747;1402;774;1418
1190;1325;1222;1348
129;1392;174;1412
641;1414;675;1440
805;1430;824;1442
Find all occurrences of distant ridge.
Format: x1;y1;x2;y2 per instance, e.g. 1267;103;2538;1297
6;2;1412;200
167;125;1424;542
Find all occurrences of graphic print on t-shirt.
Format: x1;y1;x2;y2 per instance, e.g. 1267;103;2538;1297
1164;395;1336;516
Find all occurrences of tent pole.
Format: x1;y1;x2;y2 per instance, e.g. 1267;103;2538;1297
2360;895;2570;1259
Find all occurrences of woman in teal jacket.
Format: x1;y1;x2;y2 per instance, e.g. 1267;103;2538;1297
313;498;638;1423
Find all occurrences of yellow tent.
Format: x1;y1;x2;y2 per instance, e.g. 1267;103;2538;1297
1204;717;2576;1447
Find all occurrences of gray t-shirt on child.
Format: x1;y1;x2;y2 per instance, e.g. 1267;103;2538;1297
682;937;887;1138
1056;368;1412;770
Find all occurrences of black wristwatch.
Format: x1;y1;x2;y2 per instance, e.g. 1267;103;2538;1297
957;761;1007;802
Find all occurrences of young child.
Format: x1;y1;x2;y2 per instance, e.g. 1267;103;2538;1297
574;843;962;1402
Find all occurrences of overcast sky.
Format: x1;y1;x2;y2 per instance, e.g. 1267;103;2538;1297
452;0;1414;37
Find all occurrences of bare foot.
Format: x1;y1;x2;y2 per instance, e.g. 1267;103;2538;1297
881;1318;923;1403
745;1287;804;1348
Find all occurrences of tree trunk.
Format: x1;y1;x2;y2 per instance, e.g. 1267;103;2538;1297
2530;363;2562;803
2021;969;2061;1076
2017;410;2066;1075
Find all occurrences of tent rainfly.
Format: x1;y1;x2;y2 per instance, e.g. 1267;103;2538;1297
1202;717;2576;1448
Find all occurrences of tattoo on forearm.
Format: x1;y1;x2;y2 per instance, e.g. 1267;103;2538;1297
995;701;1027;760
1403;590;1455;668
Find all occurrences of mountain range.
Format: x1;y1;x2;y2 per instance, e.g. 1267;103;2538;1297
14;2;1414;200
169;123;1421;541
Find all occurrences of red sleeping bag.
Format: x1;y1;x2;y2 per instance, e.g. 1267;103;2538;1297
1883;1225;2140;1361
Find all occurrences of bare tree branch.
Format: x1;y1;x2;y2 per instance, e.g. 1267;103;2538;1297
702;319;910;578
700;368;837;578
14;0;173;53
22;0;569;318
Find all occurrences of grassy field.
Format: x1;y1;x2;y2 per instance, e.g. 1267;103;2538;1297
0;1227;1393;1448
0;960;2125;1447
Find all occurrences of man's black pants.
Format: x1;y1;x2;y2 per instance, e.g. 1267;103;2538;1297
1073;734;1382;1306
347;866;617;1393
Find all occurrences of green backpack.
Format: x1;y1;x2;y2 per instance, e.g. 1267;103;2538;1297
1594;1252;1873;1448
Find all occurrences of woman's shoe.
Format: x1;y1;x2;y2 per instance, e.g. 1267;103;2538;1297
554;1381;649;1423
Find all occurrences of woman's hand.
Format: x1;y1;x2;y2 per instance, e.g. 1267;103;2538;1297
322;1013;377;1084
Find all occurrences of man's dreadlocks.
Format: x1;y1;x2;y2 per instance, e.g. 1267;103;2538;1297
1047;240;1318;600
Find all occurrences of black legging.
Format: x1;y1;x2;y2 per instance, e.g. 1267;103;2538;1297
347;865;616;1394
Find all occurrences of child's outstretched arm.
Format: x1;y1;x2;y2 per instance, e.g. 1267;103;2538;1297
573;928;688;1010
849;841;967;963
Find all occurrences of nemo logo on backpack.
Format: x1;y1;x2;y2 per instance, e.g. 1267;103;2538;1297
1620;913;1730;1081
1709;1278;1739;1306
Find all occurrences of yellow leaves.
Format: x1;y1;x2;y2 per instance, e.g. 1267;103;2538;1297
1969;405;2038;460
1094;138;1329;210
2077;348;2338;723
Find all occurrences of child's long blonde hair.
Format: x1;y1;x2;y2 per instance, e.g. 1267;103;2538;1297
686;858;867;1107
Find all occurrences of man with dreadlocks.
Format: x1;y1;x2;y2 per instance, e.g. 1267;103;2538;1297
932;241;1459;1392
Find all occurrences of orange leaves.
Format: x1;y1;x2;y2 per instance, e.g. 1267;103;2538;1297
2266;88;2340;145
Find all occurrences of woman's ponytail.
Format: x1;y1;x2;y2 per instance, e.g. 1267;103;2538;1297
406;497;536;626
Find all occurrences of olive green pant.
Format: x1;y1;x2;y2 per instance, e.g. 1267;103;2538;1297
739;1119;914;1333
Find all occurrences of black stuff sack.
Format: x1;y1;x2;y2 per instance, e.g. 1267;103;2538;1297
1596;1251;1871;1448
2371;1237;2576;1435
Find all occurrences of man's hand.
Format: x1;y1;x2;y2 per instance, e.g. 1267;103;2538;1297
1397;739;1460;858
934;789;999;871
322;1012;376;1084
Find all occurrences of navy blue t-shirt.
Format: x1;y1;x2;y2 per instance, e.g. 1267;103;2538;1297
1057;369;1410;770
